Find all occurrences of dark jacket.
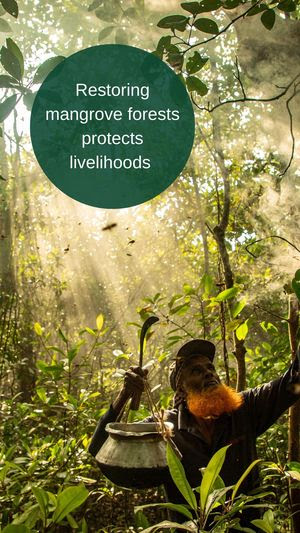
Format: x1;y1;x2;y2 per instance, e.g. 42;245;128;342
89;358;300;529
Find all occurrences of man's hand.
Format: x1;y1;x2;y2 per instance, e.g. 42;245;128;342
123;366;148;397
112;366;148;414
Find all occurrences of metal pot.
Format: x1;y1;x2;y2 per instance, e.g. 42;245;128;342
95;421;173;489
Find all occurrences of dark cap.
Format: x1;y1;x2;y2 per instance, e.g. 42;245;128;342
176;339;215;362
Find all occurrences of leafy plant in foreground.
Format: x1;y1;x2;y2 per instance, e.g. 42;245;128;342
135;444;279;532
0;484;89;532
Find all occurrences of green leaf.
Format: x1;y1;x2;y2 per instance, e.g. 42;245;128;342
115;28;128;44
34;322;43;336
0;73;18;87
223;0;240;8
1;0;18;18
261;9;276;30
0;17;12;32
169;303;189;316
236;319;249;341
252;510;274;533
232;299;246;318
32;486;48;523
36;361;64;375
1;45;21;79
67;514;78;528
277;0;296;12
81;517;88;533
23;91;36;111
166;442;197;510
135;502;193;520
287;470;300;481
231;459;261;501
200;474;230;515
186;75;208;95
85;326;96;336
47;491;57;507
201;272;214;296
123;7;137;17
205;485;232;516
294;269;300;281
194;17;219;34
156;35;172;58
141;521;195;532
200;445;230;511
181;0;222;14
181;2;201;14
264;510;274;529
212;477;230;503
186;51;208;74
168;293;182;308
215;286;238;302
167;51;183;69
198;0;222;11
36;387;47;402
183;283;195;295
96;313;104;331
246;4;268;16
88;0;101;10
67;346;79;363
135;511;150;529
0;93;17;121
6;38;24;77
157;15;188;30
286;461;300;472
3;526;31;533
95;7;119;22
98;25;115;42
0;463;10;482
58;328;68;344
33;56;65;84
292;269;300;302
262;341;271;352
52;485;89;523
0;126;2;137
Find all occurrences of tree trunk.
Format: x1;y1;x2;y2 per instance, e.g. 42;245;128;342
208;87;247;391
192;174;210;275
288;294;300;533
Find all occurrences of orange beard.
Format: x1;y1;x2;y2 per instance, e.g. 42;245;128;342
186;384;243;419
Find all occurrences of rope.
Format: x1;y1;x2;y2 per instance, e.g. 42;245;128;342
143;377;182;459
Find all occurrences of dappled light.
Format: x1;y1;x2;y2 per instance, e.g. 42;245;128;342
0;1;300;532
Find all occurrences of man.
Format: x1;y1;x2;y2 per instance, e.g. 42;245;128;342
89;339;300;529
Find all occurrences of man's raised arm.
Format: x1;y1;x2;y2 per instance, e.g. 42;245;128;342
243;352;300;437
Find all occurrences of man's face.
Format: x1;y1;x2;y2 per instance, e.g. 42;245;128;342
179;355;221;394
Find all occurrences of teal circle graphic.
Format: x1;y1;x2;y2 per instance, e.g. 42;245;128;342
31;45;195;209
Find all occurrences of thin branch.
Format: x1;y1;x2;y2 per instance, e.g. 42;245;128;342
253;304;290;323
280;84;300;176
233;56;246;99
192;72;300;113
183;1;261;55
245;235;300;259
159;310;195;338
205;221;214;236
187;17;195;46
4;131;28;152
196;125;222;225
172;30;189;47
220;300;230;385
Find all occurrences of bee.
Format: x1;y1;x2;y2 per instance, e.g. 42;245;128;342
102;223;117;231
